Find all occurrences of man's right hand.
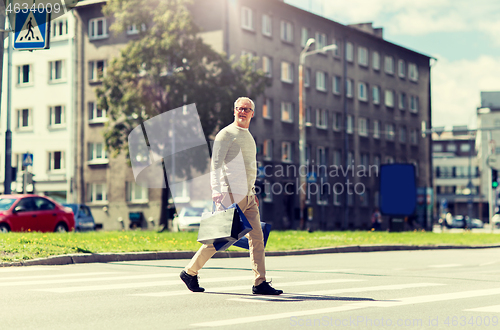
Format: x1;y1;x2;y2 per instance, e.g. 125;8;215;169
212;193;223;204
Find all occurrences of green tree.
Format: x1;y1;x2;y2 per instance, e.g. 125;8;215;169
96;0;269;228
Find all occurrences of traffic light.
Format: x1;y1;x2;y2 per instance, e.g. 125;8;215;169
492;169;498;189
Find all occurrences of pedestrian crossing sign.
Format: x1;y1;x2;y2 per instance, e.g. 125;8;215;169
14;9;50;50
22;153;33;167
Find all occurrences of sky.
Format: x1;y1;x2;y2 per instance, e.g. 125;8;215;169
285;0;500;130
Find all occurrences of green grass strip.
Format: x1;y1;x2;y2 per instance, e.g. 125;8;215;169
1;230;499;263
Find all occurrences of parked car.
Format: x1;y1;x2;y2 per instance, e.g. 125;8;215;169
491;214;500;229
447;215;483;229
0;194;75;233
172;207;208;232
63;204;96;231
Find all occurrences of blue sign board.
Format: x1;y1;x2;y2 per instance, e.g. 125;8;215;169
379;163;417;216
22;153;33;167
307;172;317;183
14;9;50;50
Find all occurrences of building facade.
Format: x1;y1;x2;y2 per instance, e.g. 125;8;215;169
1;13;77;203
432;129;482;220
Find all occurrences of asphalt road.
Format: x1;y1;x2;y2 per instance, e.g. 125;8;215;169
1;248;500;330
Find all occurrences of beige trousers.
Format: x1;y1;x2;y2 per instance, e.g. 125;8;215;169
184;194;266;286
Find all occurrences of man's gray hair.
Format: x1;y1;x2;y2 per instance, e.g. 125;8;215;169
234;97;255;111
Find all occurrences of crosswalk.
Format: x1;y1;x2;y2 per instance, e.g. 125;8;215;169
2;264;500;328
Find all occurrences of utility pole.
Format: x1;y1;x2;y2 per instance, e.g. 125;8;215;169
1;5;13;194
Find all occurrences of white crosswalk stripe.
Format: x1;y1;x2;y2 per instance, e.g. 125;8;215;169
0;272;121;282
0;266;60;273
191;287;500;327
132;278;363;297
464;305;500;313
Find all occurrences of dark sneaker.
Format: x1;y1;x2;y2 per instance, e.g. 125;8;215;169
180;270;205;292
252;281;283;295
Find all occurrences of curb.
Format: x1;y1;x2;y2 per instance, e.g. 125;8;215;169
2;244;500;268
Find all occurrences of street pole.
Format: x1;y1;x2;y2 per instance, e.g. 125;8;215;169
3;17;13;194
467;133;473;222
298;39;337;230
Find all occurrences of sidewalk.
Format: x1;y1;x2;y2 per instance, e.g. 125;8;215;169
2;244;500;267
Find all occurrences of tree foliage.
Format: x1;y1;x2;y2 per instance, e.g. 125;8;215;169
97;0;269;163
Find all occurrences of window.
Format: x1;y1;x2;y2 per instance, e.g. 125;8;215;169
316;71;326;91
346;42;353;62
385;156;394;164
410;129;418;145
410;95;419;113
332;112;341;131
262;56;272;77
399;126;406;143
332;38;340;57
89;60;106;82
358;46;368;66
52;18;68;39
280;20;293;43
433;144;443;152
281;102;293;123
333;150;341;166
346;115;353;134
316;109;327;129
304;68;311;88
386;123;395;140
384;56;394;74
359;118;368;136
399;92;406;110
315;32;326;50
372;51;380;70
262;98;272;119
127;23;146;35
88;142;108;164
127;182;149;202
281;142;293;163
88;183;107;203
360;153;369;169
16;108;32;130
89;17;108;40
241;7;254;31
347;151;354;167
48;151;65;171
373;120;380;138
385;90;394;107
408;63;418;81
49;105;65;127
360;189;369;207
263;139;273;160
332;76;341;94
398;59;405;78
334;191;342;205
346;79;353;98
281;61;293;83
306;106;313;126
317;147;328;204
300;27;309;47
263;180;273;202
460;143;471;152
372;86;380;104
88;102;107;123
49;60;65;82
358;82;367;101
447;143;456;152
262;14;272;36
17;64;32;85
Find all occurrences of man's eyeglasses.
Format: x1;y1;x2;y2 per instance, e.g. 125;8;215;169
235;107;253;113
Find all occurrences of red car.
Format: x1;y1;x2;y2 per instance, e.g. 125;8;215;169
0;194;75;233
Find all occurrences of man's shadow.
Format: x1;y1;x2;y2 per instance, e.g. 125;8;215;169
204;291;379;303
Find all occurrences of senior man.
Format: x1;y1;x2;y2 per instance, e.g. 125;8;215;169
180;97;282;295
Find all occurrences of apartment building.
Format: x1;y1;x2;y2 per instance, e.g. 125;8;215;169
191;0;433;229
1;13;77;203
432;129;482;220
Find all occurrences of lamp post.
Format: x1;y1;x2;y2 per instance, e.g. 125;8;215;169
298;38;337;229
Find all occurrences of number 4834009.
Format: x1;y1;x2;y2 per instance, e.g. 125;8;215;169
6;2;62;14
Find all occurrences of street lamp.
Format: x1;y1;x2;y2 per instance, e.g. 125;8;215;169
298;38;337;229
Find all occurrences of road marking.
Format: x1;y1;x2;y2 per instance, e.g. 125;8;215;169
429;264;463;268
191;286;500;327
0;272;121;281
34;275;264;293
0;266;60;273
303;282;445;296
3;273;178;287
308;269;354;273
131;279;362;297
464;305;500;313
480;262;497;267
